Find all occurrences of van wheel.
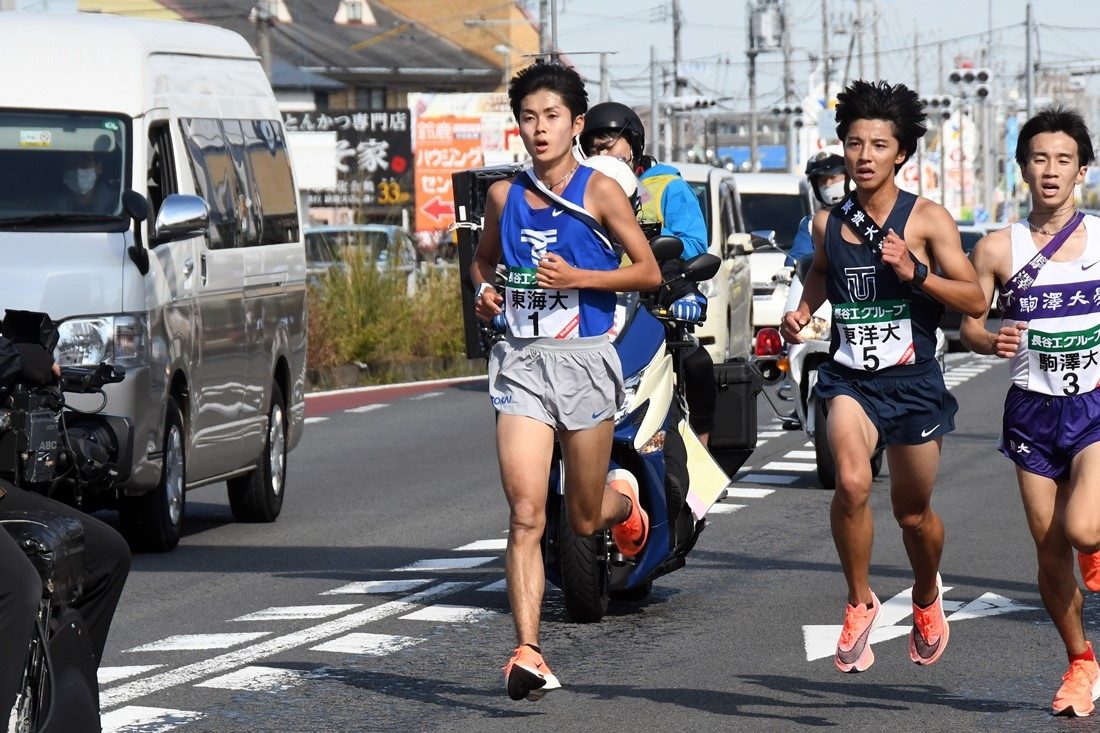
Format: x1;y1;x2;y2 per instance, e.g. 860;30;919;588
228;383;286;523
119;399;185;552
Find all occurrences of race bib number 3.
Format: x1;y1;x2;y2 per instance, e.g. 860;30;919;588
504;266;580;339
833;299;916;371
1026;324;1100;396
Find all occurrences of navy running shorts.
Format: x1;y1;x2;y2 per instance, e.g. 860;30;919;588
1000;385;1100;480
814;359;957;447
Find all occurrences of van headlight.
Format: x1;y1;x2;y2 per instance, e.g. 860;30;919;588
55;315;144;366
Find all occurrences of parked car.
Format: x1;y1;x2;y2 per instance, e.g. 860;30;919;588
304;224;419;275
677;163;755;362
941;222;1000;346
0;13;308;551
732;173;815;329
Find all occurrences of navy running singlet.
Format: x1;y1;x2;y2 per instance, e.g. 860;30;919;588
823;190;943;371
498;166;619;339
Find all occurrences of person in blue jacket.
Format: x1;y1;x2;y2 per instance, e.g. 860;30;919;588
580;102;717;445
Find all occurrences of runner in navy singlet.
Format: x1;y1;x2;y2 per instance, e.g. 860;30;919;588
962;107;1100;716
781;80;986;674
468;62;661;702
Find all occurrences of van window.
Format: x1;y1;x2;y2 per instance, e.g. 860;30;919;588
146;122;177;229
719;181;737;246
180;117;240;249
222;120;259;247
0;111;128;230
739;193;807;250
687;181;710;235
240;120;299;245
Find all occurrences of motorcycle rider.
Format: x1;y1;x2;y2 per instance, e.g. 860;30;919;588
0;337;131;724
579;102;717;446
789;146;848;266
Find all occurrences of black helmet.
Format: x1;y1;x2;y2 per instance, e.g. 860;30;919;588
580;102;646;161
804;145;845;179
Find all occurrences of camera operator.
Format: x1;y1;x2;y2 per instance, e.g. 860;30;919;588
0;337;131;723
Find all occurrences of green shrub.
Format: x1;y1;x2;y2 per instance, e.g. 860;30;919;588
306;250;471;384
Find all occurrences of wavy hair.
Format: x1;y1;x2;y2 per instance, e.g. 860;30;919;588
835;80;927;171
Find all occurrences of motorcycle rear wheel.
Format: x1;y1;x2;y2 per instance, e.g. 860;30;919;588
556;496;610;623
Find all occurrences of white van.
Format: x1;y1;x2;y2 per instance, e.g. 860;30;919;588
0;14;307;550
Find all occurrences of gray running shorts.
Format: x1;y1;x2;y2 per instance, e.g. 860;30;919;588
487;335;624;431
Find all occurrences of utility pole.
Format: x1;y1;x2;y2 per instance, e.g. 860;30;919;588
914;23;922;196
856;0;864;79
983;0;994;220
254;0;273;79
650;46;660;160
821;0;830;103
550;0;559;62
782;0;794;102
872;1;880;82
539;0;549;57
1025;0;1034;119
938;42;944;94
599;52;610;102
672;0;683;159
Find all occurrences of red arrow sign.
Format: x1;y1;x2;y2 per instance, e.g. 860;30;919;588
420;195;454;223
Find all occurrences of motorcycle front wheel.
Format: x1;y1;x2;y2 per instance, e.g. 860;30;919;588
556;495;610;623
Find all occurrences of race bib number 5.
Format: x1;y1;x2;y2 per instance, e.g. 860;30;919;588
833;299;916;371
1027;324;1100;396
504;266;580;339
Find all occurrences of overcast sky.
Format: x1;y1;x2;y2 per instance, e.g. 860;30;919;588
548;0;1099;111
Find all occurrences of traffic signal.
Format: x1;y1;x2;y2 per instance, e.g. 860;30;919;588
667;95;717;111
920;95;953;120
948;67;991;99
770;104;803;116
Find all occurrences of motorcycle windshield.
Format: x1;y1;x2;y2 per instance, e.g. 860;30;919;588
612;295;665;381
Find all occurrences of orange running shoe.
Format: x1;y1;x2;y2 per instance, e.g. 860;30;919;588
834;591;880;673
608;469;648;559
1053;644;1100;717
503;644;560;702
909;573;950;666
1078;551;1100;592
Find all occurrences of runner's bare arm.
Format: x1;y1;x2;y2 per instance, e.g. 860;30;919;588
961;228;1026;358
537;171;661;293
885;199;986;317
781;208;830;343
470;179;509;322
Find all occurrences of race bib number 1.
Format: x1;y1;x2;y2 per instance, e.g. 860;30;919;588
1026;324;1100;396
833;299;916;371
504;266;580;339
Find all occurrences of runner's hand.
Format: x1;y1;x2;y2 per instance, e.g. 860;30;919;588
880;228;917;281
474;285;503;322
994;321;1027;359
536;253;579;289
781;309;810;344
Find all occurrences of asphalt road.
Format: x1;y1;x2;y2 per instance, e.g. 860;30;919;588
93;354;1096;732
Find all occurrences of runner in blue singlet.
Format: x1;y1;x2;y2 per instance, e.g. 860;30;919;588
781;79;986;675
962;107;1100;716
468;62;661;702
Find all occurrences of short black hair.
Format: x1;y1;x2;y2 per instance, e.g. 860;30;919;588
1015;106;1095;168
834;79;927;171
507;62;588;122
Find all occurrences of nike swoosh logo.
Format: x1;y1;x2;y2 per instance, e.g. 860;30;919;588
921;424;941;438
591;408;609;421
1083;261;1100;270
551;208;564;217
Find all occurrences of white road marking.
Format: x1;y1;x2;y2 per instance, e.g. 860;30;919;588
730;471;800;482
410;391;444;400
230;604;360;622
345;404;385;413
761;461;814;472
476;579;508;592
101;582;475;710
706;503;745;514
784;450;817;460
311;632;424;655
124;633;271;653
101;705;204;733
453;538;508;551
757;430;785;438
391;556;497;572
304;417;328;425
724;487;776;498
196;665;308;692
98;665;162;685
948;592;1040;621
321;579;434;595
400;604;499;622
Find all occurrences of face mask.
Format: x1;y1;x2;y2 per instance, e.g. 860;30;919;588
64;167;97;195
819;179;847;207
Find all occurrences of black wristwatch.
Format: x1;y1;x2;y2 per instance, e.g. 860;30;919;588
910;260;928;291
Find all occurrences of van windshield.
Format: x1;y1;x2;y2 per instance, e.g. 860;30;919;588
740;192;806;251
0;111;128;229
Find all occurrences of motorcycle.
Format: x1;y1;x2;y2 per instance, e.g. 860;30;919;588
1;310;126;733
755;256;947;490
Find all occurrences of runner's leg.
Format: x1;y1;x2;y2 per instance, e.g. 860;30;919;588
886;439;945;605
559;420;628;536
1064;443;1100;554
497;413;555;647
827;395;880;607
1018;467;1089;656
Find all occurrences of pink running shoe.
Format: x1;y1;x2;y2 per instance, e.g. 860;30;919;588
834;591;881;673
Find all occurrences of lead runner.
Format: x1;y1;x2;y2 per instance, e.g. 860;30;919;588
782;79;985;673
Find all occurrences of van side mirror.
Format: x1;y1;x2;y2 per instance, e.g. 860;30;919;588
151;194;208;246
123;190;150;275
